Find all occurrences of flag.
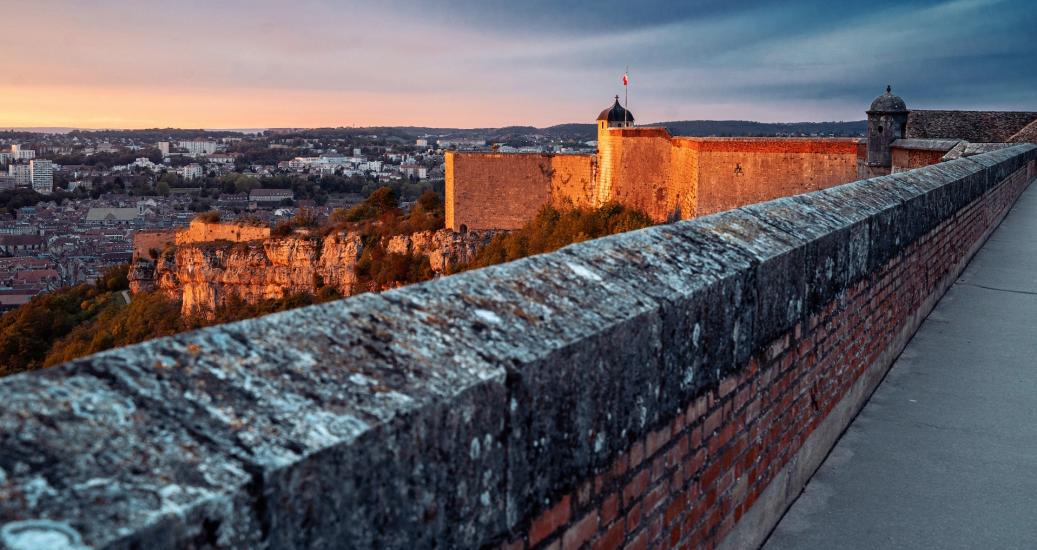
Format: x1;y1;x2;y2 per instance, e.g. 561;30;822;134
622;73;629;86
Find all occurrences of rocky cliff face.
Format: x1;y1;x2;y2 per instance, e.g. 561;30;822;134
385;229;499;273
129;228;498;317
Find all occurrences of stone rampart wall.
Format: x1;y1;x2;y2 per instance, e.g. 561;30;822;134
447;134;862;229
1;145;1034;550
445;151;558;231
548;154;597;210
174;220;271;245
132;230;177;259
685;138;861;216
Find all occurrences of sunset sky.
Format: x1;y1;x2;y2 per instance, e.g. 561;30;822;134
1;0;1034;129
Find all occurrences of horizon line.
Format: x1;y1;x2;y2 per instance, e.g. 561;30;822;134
0;118;870;134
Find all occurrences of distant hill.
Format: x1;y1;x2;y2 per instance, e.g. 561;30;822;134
655;120;866;138
0;127;80;134
289;120;866;142
0;120;866;142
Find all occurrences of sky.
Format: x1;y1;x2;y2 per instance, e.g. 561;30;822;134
0;0;1034;129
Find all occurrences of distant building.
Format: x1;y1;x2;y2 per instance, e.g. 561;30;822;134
7;164;31;187
415;139;428;147
207;153;236;165
0;292;33;312
401;163;428;179
178;140;218;156
0;235;45;256
319;154;348;167
288;157;319;170
11;144;35;160
29;159;53;194
181;163;204;180
438;138;486;150
85;207;140;225
132;158;161;171
249;188;294;205
90;143;118;155
157;141;171;156
168;187;202;195
216;193;250;210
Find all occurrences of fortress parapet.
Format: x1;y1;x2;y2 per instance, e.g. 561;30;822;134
446;129;863;230
447;90;1037;232
2;145;1034;549
174;219;271;245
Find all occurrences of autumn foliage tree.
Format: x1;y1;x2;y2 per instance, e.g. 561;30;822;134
459;202;653;271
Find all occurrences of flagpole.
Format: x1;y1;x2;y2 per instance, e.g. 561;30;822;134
624;66;629;127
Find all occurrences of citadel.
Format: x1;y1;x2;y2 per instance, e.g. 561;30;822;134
446;87;1037;231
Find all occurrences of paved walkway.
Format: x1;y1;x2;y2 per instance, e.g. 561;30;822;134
765;183;1037;550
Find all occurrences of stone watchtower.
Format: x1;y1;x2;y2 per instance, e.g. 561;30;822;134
596;96;635;203
865;85;909;176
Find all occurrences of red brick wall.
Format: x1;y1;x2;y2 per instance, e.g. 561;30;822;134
499;159;1035;550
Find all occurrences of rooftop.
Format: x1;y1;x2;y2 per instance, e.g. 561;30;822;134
597;96;635;124
889;138;960;152
907;110;1037;143
868;85;908;113
85;207;138;221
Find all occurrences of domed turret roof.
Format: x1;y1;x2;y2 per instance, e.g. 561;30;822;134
597;96;635;123
869;85;907;113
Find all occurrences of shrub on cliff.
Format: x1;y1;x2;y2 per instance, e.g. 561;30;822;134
195;210;221;223
355;243;436;291
458;202;653;271
394;190;445;235
0;265;131;375
273;208;321;237
206;289;342;326
333;186;401;223
43;291;183;368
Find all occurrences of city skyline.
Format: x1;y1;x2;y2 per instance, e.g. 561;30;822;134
1;0;1035;129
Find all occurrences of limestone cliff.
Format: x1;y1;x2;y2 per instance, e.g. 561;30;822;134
129;228;498;317
173;236;329;316
385;229;499;273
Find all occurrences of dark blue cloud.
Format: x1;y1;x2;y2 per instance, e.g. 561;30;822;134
5;0;1035;126
384;0;1037;120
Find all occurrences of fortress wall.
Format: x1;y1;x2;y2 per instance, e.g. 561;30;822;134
600;128;684;221
686;138;862;216
445;151;554;230
3;146;1032;550
548;154;597;210
132;230;177;259
669;144;699;219
891;147;946;173
447;133;862;229
174;220;271;245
